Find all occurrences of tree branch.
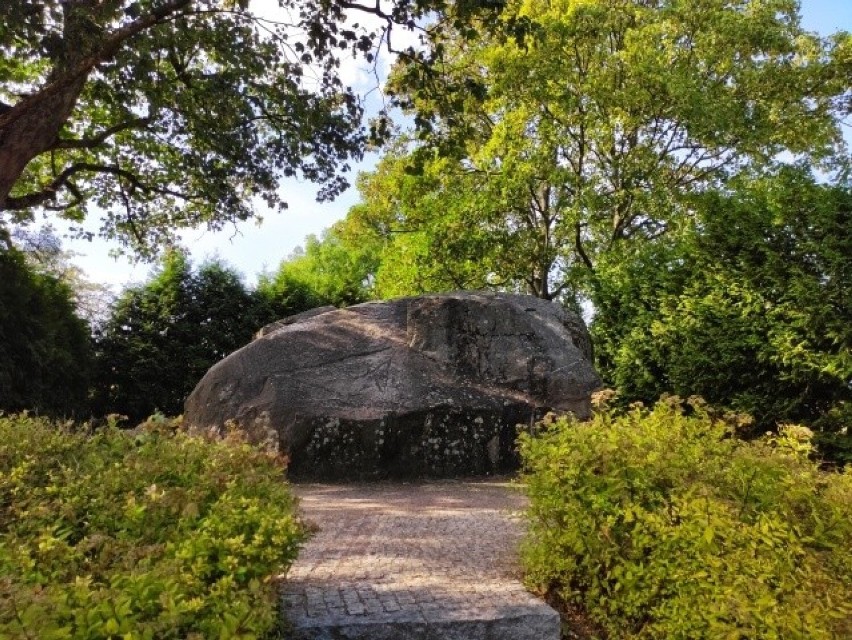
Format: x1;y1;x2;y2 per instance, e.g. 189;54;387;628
550;279;573;299
49;117;152;150
337;0;393;22
5;162;142;210
0;0;192;131
574;221;594;271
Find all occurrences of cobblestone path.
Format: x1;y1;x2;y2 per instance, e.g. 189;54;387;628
279;481;559;640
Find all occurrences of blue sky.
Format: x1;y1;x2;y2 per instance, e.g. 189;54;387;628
63;0;852;290
800;0;852;33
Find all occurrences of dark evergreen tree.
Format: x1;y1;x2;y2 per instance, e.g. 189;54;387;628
0;241;92;416
93;251;273;420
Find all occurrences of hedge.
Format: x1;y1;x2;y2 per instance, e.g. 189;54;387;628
519;397;852;639
0;414;305;639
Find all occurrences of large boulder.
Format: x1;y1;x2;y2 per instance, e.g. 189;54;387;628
184;292;600;479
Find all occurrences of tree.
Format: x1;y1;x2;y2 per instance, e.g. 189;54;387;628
0;239;92;416
375;0;849;299
0;0;523;253
258;215;382;308
0;0;394;252
345;146;556;299
93;250;270;420
12;225;115;327
591;167;851;461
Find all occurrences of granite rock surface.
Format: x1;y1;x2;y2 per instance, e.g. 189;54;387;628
184;292;600;479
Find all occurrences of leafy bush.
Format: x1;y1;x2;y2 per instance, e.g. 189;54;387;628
0;414;305;639
519;397;852;639
591;169;852;463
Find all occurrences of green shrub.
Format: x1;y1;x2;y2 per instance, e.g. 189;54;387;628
0;414;306;639
519;397;852;640
590;170;852;463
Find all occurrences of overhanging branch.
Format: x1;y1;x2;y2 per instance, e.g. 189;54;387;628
0;0;191;131
337;0;393;22
3;162;141;210
5;159;206;211
49;117;153;150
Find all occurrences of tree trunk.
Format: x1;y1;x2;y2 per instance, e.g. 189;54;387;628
0;76;88;210
0;0;192;211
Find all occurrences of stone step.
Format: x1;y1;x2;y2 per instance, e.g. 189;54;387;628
283;606;559;640
279;482;560;640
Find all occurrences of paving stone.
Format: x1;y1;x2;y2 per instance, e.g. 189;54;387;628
279;481;560;640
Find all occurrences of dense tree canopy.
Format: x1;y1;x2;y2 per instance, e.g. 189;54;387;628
258;216;381;308
362;0;850;298
592;167;852;459
342;147;534;298
0;0;462;253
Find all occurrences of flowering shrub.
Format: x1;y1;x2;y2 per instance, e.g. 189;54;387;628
0;414;305;639
519;397;852;639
